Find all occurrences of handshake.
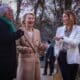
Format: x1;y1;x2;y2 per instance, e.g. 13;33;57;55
53;36;64;41
16;29;24;36
15;29;24;39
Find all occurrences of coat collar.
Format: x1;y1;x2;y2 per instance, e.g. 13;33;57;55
63;25;77;32
62;25;77;38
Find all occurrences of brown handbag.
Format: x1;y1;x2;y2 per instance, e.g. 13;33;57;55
53;58;63;80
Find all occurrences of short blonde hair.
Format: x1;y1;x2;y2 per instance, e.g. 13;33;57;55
22;12;35;24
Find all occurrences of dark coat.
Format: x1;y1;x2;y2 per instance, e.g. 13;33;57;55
0;17;23;79
45;44;55;61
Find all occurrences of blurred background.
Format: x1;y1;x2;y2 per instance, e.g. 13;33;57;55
0;1;80;79
0;0;80;41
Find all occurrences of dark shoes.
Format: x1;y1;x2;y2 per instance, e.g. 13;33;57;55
49;73;52;76
43;73;47;75
43;73;52;76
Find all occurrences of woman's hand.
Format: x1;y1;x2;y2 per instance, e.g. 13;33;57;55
54;36;63;41
27;47;33;53
22;47;33;53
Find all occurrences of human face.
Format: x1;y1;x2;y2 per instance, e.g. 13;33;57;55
4;8;13;21
62;13;70;25
25;14;35;28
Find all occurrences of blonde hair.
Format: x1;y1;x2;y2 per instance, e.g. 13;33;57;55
22;12;35;24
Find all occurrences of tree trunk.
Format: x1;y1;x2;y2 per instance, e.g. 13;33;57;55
15;0;22;27
65;0;72;10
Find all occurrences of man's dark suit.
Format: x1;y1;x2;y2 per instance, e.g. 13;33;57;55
43;44;55;75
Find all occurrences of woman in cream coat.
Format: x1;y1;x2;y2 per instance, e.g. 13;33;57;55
17;12;42;80
54;10;80;80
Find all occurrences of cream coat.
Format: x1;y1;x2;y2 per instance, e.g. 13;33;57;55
54;25;80;64
16;27;41;80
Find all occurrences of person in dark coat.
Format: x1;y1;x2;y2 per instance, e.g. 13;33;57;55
43;41;55;76
0;4;24;80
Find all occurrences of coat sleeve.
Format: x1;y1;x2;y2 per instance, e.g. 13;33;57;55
0;29;24;43
54;27;63;56
35;29;41;47
63;27;80;46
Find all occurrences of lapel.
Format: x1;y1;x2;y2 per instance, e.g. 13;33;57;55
24;28;35;49
62;25;77;39
32;29;40;47
26;29;34;43
32;29;36;46
25;28;37;46
69;25;77;38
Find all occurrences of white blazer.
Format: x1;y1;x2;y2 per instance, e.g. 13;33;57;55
54;25;80;64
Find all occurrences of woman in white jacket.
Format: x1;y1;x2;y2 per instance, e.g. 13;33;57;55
54;10;80;80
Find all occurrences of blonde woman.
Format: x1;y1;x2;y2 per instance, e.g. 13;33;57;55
17;12;42;80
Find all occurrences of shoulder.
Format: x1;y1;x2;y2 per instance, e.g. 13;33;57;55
34;28;40;33
73;25;80;32
49;44;53;48
75;25;80;30
19;27;25;32
57;26;64;30
0;17;6;24
0;17;10;29
56;26;64;33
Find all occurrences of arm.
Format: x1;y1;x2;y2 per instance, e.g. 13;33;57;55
63;27;80;46
0;29;24;43
54;27;63;56
16;38;29;53
54;27;63;47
